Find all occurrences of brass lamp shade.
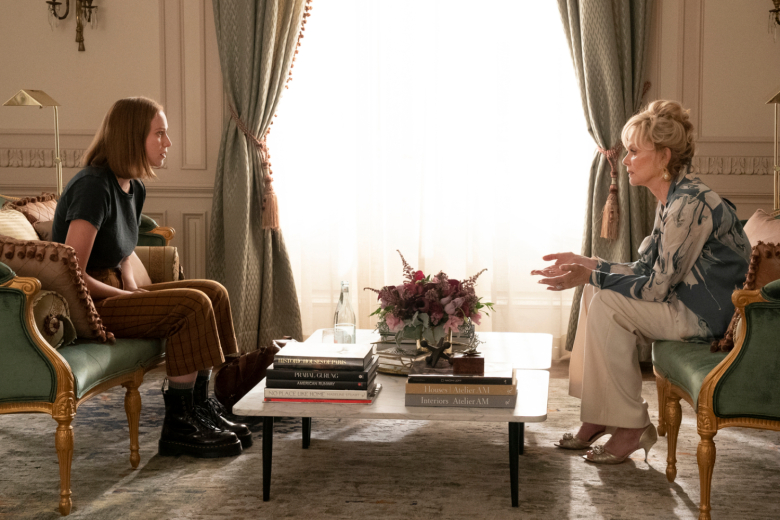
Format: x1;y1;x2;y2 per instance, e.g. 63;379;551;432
3;89;63;196
3;89;61;108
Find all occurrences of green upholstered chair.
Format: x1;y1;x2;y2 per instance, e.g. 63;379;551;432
653;279;780;520
137;214;175;246
0;226;175;516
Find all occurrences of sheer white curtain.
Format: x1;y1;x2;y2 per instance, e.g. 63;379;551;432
270;0;594;357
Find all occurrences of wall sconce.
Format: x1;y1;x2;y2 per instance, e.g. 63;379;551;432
771;0;780;41
3;90;64;197
46;0;98;51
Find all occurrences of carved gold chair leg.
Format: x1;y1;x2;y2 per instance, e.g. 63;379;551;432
122;371;144;469
656;373;668;436
53;394;76;516
696;421;717;520
664;392;682;483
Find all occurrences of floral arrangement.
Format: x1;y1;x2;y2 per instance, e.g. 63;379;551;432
365;251;494;348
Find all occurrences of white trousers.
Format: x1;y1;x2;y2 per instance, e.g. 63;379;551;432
568;285;704;429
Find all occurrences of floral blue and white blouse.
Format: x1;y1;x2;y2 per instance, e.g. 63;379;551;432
589;170;751;339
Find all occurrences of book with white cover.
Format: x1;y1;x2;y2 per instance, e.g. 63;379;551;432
273;342;375;370
264;381;377;400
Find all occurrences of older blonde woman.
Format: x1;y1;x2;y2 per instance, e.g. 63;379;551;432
532;100;751;464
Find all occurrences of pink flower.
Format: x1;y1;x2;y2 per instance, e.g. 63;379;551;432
444;297;465;316
431;311;444;325
443;314;464;333
385;313;405;332
471;312;482;325
431;276;439;283
414;270;425;281
440;296;452;306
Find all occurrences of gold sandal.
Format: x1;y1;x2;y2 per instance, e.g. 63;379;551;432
555;426;614;450
583;424;658;464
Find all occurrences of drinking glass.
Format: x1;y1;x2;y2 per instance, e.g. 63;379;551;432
321;328;335;344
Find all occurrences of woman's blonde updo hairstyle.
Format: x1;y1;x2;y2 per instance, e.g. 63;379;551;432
621;100;695;178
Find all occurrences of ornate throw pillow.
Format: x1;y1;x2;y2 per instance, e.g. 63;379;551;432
0;235;114;343
33;220;54;241
32;290;77;349
743;208;780;248
2;193;58;225
0;209;40;241
711;241;780;352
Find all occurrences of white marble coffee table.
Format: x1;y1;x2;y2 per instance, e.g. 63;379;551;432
234;329;551;507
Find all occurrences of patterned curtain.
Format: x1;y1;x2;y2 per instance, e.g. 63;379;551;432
209;0;309;352
557;0;656;350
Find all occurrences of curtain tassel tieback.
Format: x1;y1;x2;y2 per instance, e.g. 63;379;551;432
598;143;623;241
228;103;280;230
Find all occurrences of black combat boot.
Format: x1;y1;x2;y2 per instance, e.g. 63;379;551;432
158;382;243;458
193;377;253;448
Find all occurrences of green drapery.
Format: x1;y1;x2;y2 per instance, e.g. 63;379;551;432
557;0;656;351
209;0;305;352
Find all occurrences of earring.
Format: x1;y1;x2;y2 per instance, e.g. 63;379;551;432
662;168;671;181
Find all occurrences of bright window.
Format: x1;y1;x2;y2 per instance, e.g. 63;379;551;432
270;0;594;354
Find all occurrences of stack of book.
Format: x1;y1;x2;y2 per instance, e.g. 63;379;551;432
404;363;517;409
264;342;381;404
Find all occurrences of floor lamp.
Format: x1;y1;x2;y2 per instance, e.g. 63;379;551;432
769;89;780;214
3;89;63;197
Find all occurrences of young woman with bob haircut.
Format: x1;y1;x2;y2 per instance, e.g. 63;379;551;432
532;100;751;464
52;97;251;459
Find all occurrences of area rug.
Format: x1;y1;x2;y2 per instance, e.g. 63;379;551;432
1;366;778;520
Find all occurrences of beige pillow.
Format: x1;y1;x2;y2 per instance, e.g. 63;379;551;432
32;290;77;349
2;193;58;225
743;209;780;248
0;235;114;343
0;210;39;241
33;220;53;241
133;246;180;285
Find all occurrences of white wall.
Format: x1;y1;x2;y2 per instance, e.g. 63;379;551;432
646;0;780;219
0;0;223;279
1;0;779;278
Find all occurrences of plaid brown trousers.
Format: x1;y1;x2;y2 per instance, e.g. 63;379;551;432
89;269;239;377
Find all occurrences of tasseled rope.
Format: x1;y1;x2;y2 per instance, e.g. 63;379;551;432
598;143;623;240
227;103;279;230
225;0;314;231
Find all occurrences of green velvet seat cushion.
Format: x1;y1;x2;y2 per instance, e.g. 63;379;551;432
0;261;15;285
652;341;727;408
58;338;166;399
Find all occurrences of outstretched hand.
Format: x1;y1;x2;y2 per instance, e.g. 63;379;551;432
531;252;596;291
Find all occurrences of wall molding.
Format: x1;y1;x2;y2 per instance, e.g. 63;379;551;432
694;0;773;144
692;156;774;175
179;0;208;170
0;148;169;169
0;183;213;198
0;148;84;168
182;211;209;279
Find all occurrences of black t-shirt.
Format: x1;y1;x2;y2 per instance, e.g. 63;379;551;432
52;165;146;269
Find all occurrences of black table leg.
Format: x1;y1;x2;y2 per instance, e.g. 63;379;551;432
518;422;524;455
509;422;519;507
263;416;274;501
302;417;312;449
